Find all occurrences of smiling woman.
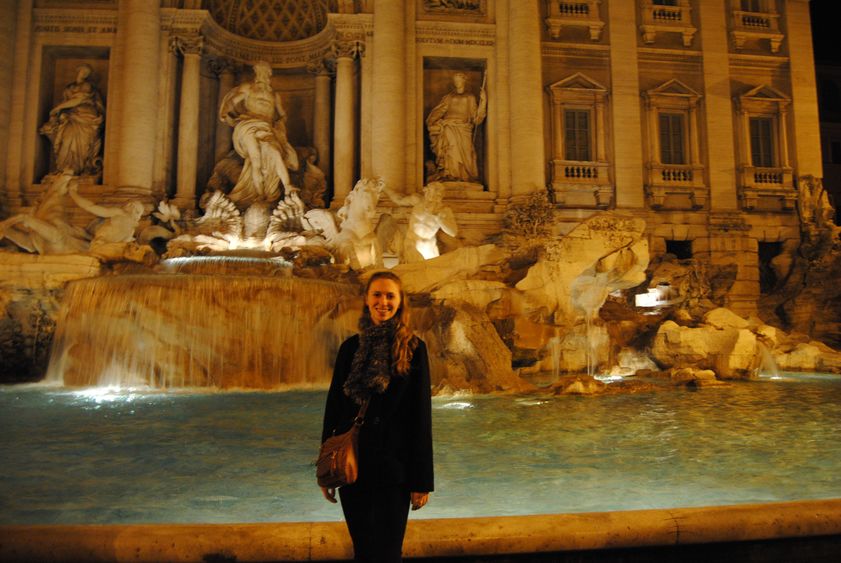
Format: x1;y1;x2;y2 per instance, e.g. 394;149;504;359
320;271;434;562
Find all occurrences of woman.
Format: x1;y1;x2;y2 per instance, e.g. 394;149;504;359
321;271;434;562
39;63;105;177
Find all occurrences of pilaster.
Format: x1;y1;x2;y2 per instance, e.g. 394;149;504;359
114;0;161;195
608;0;645;209
698;0;739;211
787;0;822;177
371;0;406;190
507;0;545;198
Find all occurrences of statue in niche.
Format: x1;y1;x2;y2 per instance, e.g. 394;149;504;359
218;61;299;208
382;181;458;262
0;170;89;254
39;63;105;178
426;71;487;184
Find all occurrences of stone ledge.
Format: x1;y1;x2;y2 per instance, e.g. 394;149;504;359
2;499;840;562
0;252;101;290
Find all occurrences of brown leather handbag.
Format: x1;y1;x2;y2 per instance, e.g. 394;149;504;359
316;399;369;488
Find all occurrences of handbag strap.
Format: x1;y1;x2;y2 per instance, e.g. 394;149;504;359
352;398;370;427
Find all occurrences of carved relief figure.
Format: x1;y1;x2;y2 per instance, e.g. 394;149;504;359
39;64;105;177
426;72;486;183
383;181;458;262
0;170;89;254
219;61;299;207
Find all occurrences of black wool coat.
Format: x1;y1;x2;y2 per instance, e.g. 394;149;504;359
321;334;434;492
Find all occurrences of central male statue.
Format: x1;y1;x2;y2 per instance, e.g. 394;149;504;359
219;61;298;207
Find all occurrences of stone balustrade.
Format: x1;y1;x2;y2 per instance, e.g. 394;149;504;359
544;0;604;41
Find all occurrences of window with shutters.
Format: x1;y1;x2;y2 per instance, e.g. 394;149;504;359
564;110;591;162
749;117;775;168
659;113;686;165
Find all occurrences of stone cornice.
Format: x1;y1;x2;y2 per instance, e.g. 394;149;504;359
33;8;117;33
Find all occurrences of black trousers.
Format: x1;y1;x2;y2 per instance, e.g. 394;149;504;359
339;484;410;563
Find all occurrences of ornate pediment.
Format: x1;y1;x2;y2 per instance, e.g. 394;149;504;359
647;79;700;99
548;72;607;93
741;84;789;102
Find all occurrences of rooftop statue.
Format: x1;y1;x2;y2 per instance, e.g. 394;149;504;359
0;170;89;254
39;64;105;179
382;181;458;262
219;61;299;208
426;72;486;183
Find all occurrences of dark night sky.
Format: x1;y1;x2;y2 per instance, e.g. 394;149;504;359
810;0;837;64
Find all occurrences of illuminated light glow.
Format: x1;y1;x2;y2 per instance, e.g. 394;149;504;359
438;401;474;410
595;374;624;383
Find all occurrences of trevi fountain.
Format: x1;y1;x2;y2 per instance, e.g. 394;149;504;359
1;1;840;561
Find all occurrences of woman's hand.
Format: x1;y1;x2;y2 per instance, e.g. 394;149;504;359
410;491;429;511
321;486;337;503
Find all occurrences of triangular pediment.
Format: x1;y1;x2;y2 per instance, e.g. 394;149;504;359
742;84;789;101
647;79;700;98
549;72;607;92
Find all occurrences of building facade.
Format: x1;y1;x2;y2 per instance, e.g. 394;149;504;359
0;0;823;315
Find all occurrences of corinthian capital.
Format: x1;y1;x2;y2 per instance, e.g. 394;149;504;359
170;34;204;56
331;38;365;60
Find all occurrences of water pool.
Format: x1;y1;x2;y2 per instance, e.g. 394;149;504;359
1;376;840;525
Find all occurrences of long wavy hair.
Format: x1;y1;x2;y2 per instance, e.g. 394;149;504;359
361;271;418;375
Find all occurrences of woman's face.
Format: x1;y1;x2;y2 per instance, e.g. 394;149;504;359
365;278;402;325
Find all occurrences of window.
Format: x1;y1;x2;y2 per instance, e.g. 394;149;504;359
653;0;678;5
758;241;782;294
740;0;763;12
659;113;685;165
750;117;775;167
665;239;692;259
564;110;591;162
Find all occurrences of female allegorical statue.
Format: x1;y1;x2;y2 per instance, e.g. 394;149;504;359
40;63;105;177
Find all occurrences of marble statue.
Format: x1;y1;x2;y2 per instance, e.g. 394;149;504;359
426;72;487;183
0;170;89;254
68;184;144;246
383;181;458;262
219;61;299;208
298;148;328;209
39;64;105;178
304;178;385;269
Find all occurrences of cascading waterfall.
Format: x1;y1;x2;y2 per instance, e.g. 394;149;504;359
45;273;360;389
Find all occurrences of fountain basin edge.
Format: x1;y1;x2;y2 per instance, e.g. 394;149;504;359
2;498;840;562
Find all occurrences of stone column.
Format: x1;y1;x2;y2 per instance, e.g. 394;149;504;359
371;0;405;191
332;41;361;206
551;100;563;160
507;0;546;197
688;102;700;166
608;0;645;209
787;0;822;177
4;0;33;205
115;0;161;194
211;58;237;163
0;0;18;198
698;0;738;211
308;60;333;178
779;105;790;168
172;35;203;208
595;98;606;162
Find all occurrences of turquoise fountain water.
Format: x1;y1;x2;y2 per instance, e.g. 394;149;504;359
2;376;840;525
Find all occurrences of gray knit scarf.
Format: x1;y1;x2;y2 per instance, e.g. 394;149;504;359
343;316;401;405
